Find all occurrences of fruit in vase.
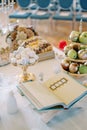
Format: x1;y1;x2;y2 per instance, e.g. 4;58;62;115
69;63;79;73
69;31;80;42
79;32;87;44
79;65;87;74
67;49;78;59
61;58;70;71
78;49;87;60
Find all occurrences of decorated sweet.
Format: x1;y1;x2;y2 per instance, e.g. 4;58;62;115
69;19;87;44
61;58;87;75
62;20;87;77
69;30;87;44
69;62;79;73
70;43;80;51
78;49;87;60
10;46;39;66
64;43;87;60
61;58;70;71
22;36;53;54
79;31;87;44
67;49;78;59
10;46;39;82
79;65;87;74
6;26;38;52
69;30;80;42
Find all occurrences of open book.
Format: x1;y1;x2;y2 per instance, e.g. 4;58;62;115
18;72;87;111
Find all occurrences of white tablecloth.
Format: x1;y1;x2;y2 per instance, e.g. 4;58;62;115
0;50;87;130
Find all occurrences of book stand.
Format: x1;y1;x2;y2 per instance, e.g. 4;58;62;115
18;89;60;123
41;109;61;123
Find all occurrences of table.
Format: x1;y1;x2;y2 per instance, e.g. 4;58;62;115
0;48;87;130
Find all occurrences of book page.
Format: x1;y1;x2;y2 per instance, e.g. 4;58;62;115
44;72;87;105
20;81;62;110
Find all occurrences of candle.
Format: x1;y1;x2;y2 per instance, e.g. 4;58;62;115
4;0;6;4
1;0;4;10
8;0;10;8
11;0;14;9
12;0;14;4
79;19;82;34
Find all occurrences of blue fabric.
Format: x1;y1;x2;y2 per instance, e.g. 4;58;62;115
36;0;51;9
75;0;87;12
9;0;32;19
76;0;87;22
76;14;87;22
30;13;51;19
17;0;31;9
53;13;73;20
52;0;73;21
50;5;58;11
9;12;31;19
80;17;87;22
30;3;37;10
59;0;73;9
30;0;51;20
80;0;87;10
